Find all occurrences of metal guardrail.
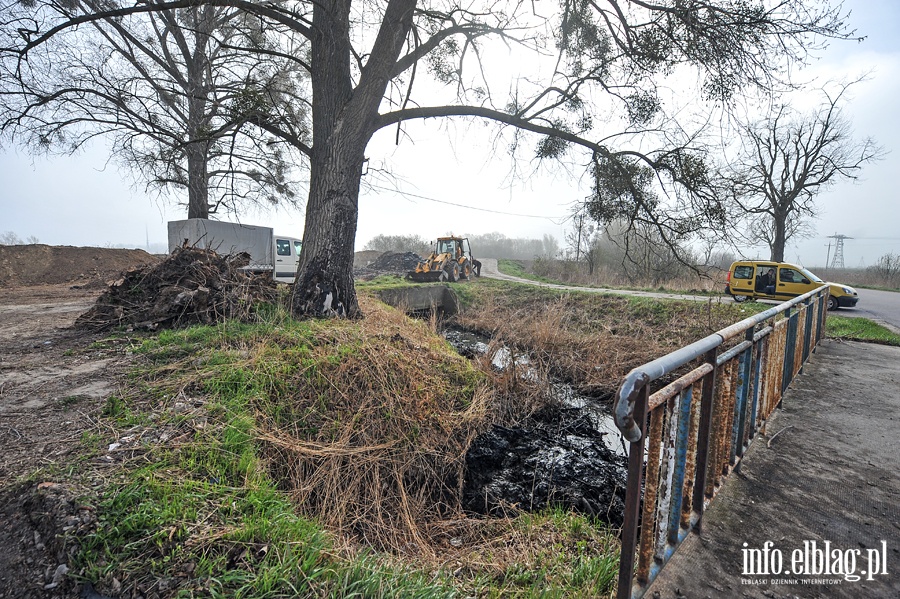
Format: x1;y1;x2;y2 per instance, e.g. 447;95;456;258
613;285;830;599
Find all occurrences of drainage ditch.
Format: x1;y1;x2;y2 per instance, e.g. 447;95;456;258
443;327;628;526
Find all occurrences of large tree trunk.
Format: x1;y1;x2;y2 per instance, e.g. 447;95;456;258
186;140;210;219
291;138;365;317
291;0;416;318
184;10;212;220
770;209;787;262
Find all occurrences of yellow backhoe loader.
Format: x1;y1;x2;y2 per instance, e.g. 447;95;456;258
407;236;480;282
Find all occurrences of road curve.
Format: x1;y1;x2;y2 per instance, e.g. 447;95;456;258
479;260;900;333
478;258;724;304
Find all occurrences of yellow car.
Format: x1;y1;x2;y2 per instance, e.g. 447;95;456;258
725;261;859;311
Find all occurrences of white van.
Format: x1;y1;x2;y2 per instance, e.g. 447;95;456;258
168;219;303;283
273;236;303;283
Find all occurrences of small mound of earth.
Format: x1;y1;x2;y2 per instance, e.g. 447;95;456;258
463;406;627;526
353;250;384;270
75;246;277;331
0;244;160;288
354;251;424;280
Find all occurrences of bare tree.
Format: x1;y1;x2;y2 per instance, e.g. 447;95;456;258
0;231;22;244
1;1;307;218
2;1;854;317
867;253;900;288
601;219;694;285
726;81;882;261
566;208;600;275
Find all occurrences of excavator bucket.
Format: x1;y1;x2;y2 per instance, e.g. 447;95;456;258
406;269;446;282
404;236;476;283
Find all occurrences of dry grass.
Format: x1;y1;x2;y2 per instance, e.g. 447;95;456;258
527;259;727;293
129;289;609;570
456;283;754;399
249;296;497;554
125;280;753;569
814;265;900;290
139;294;567;559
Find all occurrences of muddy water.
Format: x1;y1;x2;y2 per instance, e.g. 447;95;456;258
444;328;628;523
443;328;626;455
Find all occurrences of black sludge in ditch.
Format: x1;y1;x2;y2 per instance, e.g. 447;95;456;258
463;406;627;526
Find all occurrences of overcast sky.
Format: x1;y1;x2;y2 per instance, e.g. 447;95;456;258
2;0;898;268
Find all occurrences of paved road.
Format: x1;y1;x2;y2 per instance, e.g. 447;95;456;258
647;340;900;598
838;287;900;333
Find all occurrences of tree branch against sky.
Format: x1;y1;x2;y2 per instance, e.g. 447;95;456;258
725;79;883;261
0;0;309;218
1;0;856;317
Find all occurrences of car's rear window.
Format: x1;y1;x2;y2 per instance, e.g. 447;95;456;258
733;265;754;279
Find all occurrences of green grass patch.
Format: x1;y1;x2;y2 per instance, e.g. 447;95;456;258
826;316;900;346
77;324;459;597
67;290;625;598
355;274;420;290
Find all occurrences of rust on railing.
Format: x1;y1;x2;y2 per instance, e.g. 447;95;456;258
614;286;830;599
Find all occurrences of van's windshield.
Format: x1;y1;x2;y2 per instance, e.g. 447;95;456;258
799;267;824;283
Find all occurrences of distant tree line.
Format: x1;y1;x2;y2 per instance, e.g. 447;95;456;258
363;234;432;257
363;232;559;261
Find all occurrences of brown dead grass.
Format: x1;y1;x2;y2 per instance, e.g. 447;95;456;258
529;258;727;293
238;296;554;555
457;284;751;399
126;281;750;568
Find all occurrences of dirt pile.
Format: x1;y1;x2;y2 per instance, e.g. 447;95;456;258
75;246;277;331
0;244;160;288
463;406;627;525
354;251;423;280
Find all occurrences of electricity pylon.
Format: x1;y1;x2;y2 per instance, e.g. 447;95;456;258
827;233;852;269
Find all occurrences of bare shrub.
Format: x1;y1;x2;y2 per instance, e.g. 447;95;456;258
0;231;37;244
868;253;900;288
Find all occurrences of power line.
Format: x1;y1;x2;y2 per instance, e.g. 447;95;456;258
819;236;900;241
367;184;570;224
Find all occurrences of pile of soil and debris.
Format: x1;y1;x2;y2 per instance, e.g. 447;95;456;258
75;246;277;331
0;244;160;288
354;251;423;280
463;406;628;526
352;250;384;270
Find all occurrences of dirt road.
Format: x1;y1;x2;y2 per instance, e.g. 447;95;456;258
0;285;135;598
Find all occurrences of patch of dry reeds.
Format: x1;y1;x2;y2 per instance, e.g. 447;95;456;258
456;291;749;399
253;296;499;554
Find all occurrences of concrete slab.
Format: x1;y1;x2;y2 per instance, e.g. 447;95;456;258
378;285;459;315
644;340;900;599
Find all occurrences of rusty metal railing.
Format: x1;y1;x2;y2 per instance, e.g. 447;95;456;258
613;286;830;599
